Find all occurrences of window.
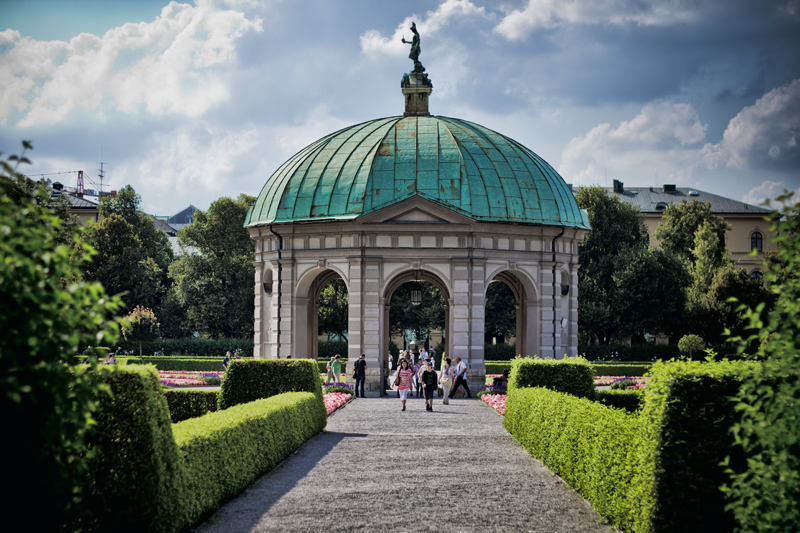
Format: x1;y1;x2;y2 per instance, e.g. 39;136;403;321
750;271;763;282
263;269;274;294
751;231;763;252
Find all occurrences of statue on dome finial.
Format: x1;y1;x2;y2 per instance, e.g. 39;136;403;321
400;21;432;89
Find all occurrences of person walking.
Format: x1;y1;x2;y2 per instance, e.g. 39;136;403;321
222;351;232;370
326;356;336;384
413;358;423;398
354;353;367;398
332;354;343;383
448;356;472;399
439;357;454;404
396;358;414;411
420;360;438;412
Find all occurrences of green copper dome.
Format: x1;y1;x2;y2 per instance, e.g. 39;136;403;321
245;115;589;229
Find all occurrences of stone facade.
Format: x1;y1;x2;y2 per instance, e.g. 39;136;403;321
250;195;586;397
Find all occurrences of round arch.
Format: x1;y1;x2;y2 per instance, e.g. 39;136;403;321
485;270;538;358
293;268;348;360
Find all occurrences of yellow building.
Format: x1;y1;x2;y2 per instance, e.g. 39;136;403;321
604;181;775;279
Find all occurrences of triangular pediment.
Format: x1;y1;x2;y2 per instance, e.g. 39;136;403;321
358;195;475;225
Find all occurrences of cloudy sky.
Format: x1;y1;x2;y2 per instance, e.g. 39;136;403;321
1;0;799;216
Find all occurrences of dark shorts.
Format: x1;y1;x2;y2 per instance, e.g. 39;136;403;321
424;386;435;400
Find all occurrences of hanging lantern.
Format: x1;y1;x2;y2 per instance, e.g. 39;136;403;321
410;284;422;306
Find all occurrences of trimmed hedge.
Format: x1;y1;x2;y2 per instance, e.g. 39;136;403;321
591;363;651;377
628;359;755;533
173;392;325;528
508;356;595;399
484;343;517;360
84;365;185;532
594;389;643;413
316;357;349;374
164;389;219;423
504;387;637;529
113;337;253;357
118;356;254;371
579;343;680;361
317;339;347;359
219;358;325;412
477;388;506;398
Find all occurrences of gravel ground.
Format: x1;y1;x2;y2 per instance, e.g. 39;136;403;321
196;395;616;533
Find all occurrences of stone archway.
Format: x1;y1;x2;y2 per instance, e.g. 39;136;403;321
486;269;540;358
380;269;451;395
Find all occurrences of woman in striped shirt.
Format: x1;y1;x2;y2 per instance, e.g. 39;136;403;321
396;358;415;411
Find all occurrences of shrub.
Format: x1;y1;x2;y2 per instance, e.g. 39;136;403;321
0;144;123;531
218;359;325;415
122;306;160;356
579;343;681;361
610;378;637;390
318;339;347;359
594;389;643;413
485;360;512;374
628;359;756;533
484;343;517;360
164;389;219;423
173;392;325;527
508;356;595;398
118;356;253;371
504;387;637;530
113;337;253;357
591;363;651;377
477;388;506;398
83;365;185;532
678;334;704;359
323;385;354;395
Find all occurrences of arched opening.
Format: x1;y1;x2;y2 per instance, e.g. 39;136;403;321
293;268;348;360
382;270;450;395
485;280;517;358
485;270;538;358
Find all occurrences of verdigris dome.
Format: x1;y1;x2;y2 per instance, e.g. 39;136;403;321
245;115;589;229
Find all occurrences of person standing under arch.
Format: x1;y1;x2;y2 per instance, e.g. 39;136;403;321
354;353;367;398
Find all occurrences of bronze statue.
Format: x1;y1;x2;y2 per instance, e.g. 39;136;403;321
401;22;424;73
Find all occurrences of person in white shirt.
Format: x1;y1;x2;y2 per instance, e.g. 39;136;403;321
448;356;472;399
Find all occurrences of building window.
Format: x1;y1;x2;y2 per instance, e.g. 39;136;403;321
750;271;763;282
751;231;763;252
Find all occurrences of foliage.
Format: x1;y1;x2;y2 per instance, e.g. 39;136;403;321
610;378;637;390
218;358;325;413
121;306;160;356
318;338;348;359
1;142;122;531
167;194;256;338
594;389;643;413
173;392;325;528
504;387;638;530
118;356;253;371
591;363;652;377
485;280;516;342
484;342;517;360
83;365;185;533
507;356;595;399
322;385;354;395
678;334;704;358
477;388;507;398
579;343;681;361
654;199;731;264
317;278;348;340
576;186;688;343
388;281;445;340
113;336;253;357
725;194;800;532
628;359;755;533
163;389;219;423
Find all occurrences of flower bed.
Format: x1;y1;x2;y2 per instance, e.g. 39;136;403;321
593;375;648;388
481;393;507;416
158;370;224;387
323;392;351;416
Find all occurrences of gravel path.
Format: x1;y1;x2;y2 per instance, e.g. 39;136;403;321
196;395;615;533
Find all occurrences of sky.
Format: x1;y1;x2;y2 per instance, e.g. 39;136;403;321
1;0;799;216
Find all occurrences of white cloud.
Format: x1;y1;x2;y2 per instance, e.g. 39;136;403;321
274;104;350;155
0;0;262;127
703;78;800;170
742;181;800;207
495;0;697;40
559;101;708;186
359;0;488;57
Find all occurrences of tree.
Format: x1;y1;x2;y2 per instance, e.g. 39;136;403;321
678;334;704;359
318;279;348;340
576;186;687;343
389;282;445;343
485;281;516;343
1;142;122;530
84;214;147;303
654;199;730;264
166;194;256;338
122;306;160;356
725;193;800;530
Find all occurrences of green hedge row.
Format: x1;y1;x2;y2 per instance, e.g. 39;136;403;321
591;363;651;377
504;387;637;528
594;389;643;413
317;339;347;359
164;390;219;423
507;357;595;399
173;392;325;527
219;359;325;411
112;337;253;357
484;343;517;360
579;343;680;361
118;356;254;371
505;359;756;532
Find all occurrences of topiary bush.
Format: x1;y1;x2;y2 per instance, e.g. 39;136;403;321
504;386;637;530
218;358;325;414
594;389;643;413
83;365;185;532
173;392;325;528
164;389;219;422
678;334;705;359
508;356;595;398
